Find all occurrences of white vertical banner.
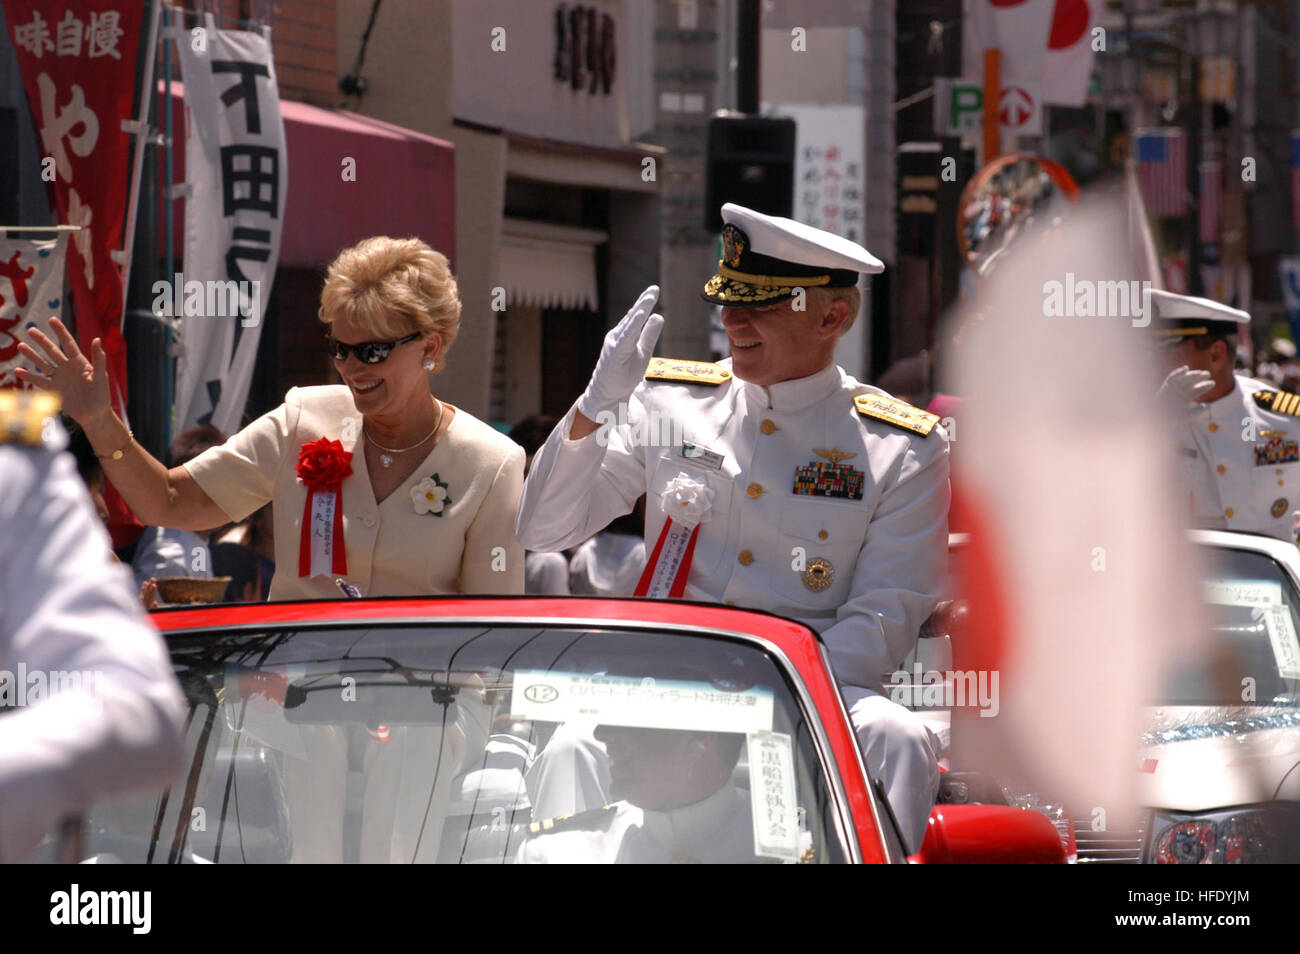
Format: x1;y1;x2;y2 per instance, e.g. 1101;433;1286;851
174;14;286;434
770;103;867;380
0;232;69;390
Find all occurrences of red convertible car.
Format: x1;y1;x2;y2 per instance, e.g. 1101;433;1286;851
40;597;1065;864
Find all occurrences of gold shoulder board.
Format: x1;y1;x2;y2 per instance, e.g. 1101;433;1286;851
854;392;939;437
527;804;618;837
645;357;732;386
0;390;61;447
1254;389;1300;418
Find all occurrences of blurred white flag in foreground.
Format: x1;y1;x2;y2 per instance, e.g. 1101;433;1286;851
946;192;1209;831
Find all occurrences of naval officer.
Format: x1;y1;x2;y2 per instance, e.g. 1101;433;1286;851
0;391;187;862
1151;289;1300;542
516;203;950;853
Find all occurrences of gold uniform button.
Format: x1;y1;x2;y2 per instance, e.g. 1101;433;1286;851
1208;422;1219;433
1216;464;1226;475
817;530;828;540
738;550;754;566
760;419;776;435
1281;481;1286;487
747;483;762;498
1225;508;1234;519
1278;469;1285;476
725;600;736;606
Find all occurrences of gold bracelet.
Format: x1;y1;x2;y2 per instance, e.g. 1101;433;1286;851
96;430;135;462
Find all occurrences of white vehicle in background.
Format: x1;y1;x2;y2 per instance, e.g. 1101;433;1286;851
900;531;1300;863
1071;530;1300;863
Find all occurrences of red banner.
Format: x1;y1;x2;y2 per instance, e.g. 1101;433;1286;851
2;0;143;408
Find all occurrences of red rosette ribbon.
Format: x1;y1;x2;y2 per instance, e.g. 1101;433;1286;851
296;438;354;578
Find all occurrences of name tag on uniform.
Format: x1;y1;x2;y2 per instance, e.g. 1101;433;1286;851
680;442;724;470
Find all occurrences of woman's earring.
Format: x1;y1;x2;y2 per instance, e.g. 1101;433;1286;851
423;358;435;371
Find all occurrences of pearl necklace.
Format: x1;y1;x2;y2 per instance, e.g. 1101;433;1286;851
364;399;444;467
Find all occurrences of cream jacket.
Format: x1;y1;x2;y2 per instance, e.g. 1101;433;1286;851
185;385;525;599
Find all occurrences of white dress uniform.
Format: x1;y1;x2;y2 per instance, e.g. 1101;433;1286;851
0;392;187;862
131;525;213;590
568;532;646;596
1149;289;1300;542
1175;375;1300;540
516;363;948;852
516;203;951;855
524;550;571;595
517;785;761;864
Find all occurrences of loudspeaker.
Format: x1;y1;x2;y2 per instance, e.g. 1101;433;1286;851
705;115;796;231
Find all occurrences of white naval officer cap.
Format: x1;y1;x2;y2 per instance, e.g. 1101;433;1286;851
1144;288;1251;342
701;202;884;306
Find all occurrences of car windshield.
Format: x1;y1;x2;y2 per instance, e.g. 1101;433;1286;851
47;622;849;864
1165;546;1300;705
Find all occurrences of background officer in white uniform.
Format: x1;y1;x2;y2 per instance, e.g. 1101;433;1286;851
516;204;950;853
0;391;187;862
1151;289;1300;541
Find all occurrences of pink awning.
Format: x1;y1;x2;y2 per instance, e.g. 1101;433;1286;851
160;83;454;268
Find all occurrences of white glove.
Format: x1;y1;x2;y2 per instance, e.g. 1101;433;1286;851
575;284;664;420
1157;366;1214;414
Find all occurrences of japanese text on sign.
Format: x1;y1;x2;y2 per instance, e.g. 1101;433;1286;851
747;730;799;861
781;105;866;245
510;670;774;734
12;8;125;60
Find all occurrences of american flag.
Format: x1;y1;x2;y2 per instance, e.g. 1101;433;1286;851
1199;160;1220;244
1292;131;1300;231
1135;129;1187;217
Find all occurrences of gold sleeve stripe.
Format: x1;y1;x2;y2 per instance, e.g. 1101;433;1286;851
1255;389;1300;418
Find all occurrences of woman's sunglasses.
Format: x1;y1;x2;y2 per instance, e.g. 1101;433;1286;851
325;331;422;364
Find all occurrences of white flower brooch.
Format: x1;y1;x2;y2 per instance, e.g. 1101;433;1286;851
411;474;452;516
659;473;714;529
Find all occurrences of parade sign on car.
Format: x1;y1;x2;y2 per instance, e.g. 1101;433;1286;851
511;669;774;734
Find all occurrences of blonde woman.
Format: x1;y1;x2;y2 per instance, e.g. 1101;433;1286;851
21;237;522;862
20;235;524;599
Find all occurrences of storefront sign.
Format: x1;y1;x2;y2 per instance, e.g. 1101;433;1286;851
3;0;144;404
553;3;614;94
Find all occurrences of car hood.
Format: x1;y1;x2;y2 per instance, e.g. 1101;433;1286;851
1139;706;1300;811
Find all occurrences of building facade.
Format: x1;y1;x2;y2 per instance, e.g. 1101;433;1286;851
337;0;661;425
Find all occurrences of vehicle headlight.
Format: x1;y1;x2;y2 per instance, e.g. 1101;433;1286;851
1149;809;1270;864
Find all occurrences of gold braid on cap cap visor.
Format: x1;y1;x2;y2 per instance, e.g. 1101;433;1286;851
703;262;833;303
716;262;833;288
1153;327;1209;337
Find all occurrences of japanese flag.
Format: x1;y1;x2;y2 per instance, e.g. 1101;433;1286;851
962;0;1055;81
964;1;1097;107
1042;0;1098;106
946;193;1211;830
